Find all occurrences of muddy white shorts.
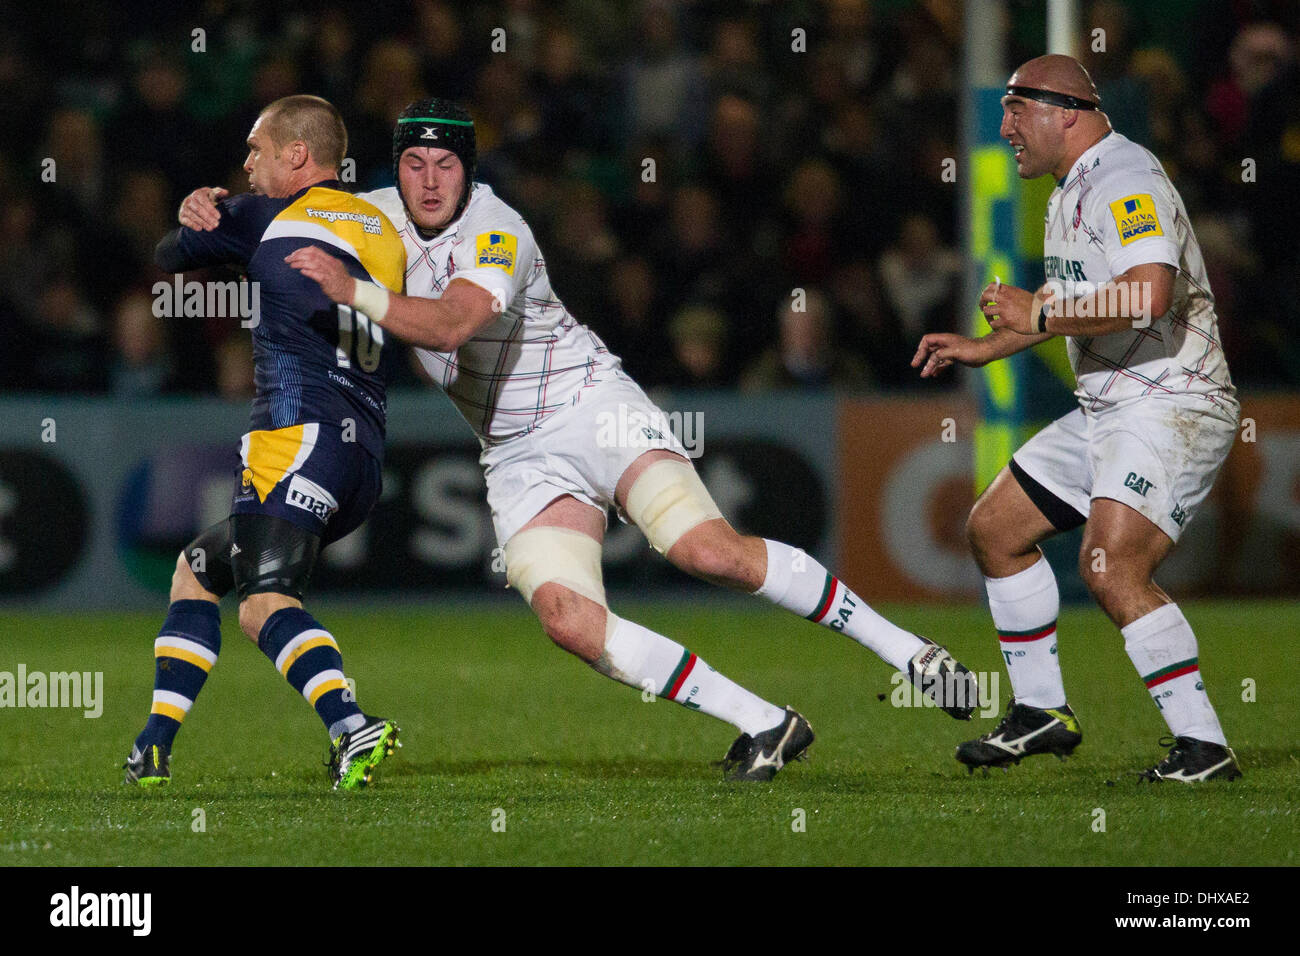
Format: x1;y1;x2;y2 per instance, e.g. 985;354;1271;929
480;375;691;546
1009;394;1239;542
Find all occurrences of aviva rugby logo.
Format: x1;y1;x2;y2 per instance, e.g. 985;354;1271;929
475;232;517;274
1109;193;1163;246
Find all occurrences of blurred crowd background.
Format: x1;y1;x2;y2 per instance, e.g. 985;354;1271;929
2;0;1297;399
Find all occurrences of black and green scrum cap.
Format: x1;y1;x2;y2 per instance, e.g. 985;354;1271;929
392;97;477;208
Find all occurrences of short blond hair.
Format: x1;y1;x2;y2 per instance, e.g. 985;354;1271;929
260;95;347;170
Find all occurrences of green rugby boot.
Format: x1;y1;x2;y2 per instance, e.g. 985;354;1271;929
328;717;400;791
124;743;171;788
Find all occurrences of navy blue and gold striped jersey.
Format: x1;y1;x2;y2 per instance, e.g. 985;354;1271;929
156;180;405;460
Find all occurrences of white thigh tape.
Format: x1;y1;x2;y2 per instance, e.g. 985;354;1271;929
504;527;606;607
623;459;722;555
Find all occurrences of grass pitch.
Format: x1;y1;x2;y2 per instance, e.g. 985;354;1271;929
0;600;1295;866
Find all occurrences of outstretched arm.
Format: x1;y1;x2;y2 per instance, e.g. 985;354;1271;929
913;280;1052;378
286;245;498;351
912;327;1053;377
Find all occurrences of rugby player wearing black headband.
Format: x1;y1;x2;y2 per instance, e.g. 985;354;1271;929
914;54;1242;784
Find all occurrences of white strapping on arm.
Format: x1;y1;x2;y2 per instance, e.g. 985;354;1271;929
351;281;391;322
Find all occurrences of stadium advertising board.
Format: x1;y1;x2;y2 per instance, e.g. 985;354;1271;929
0;392;836;607
835;395;1300;600
1;392;1296;607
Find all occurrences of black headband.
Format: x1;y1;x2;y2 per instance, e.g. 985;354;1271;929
1005;85;1100;110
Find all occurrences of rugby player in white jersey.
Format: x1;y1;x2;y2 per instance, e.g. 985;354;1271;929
274;98;983;780
913;56;1242;782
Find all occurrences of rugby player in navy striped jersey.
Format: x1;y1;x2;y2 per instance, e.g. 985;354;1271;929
124;96;405;791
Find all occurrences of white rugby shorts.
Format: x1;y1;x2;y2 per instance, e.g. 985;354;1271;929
481;376;690;546
1010;394;1239;542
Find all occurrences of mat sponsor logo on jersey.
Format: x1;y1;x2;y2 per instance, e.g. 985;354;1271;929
286;473;338;520
475;232;517;274
1109;193;1163;245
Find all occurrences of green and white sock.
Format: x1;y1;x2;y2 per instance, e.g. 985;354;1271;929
596;613;785;736
986;555;1067;710
1123;603;1226;746
755;538;922;671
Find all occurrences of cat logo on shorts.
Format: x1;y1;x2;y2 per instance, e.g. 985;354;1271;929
241;468;253;490
1109;194;1163;245
1124;471;1155;497
475;232;517;274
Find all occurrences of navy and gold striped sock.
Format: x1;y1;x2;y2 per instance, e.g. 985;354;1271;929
257;607;365;740
135;599;221;752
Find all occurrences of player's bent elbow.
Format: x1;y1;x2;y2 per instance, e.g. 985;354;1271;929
434;324;475;352
155;231;185;273
434;283;499;350
1126;266;1174;322
1147;291;1173;321
432;316;492;351
1136;281;1172;321
414;327;467;352
397;302;480;351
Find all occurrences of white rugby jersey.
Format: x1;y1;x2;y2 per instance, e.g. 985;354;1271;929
1042;131;1235;414
360;183;622;443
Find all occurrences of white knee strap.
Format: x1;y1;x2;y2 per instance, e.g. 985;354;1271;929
504;527;606;608
623;459;723;555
